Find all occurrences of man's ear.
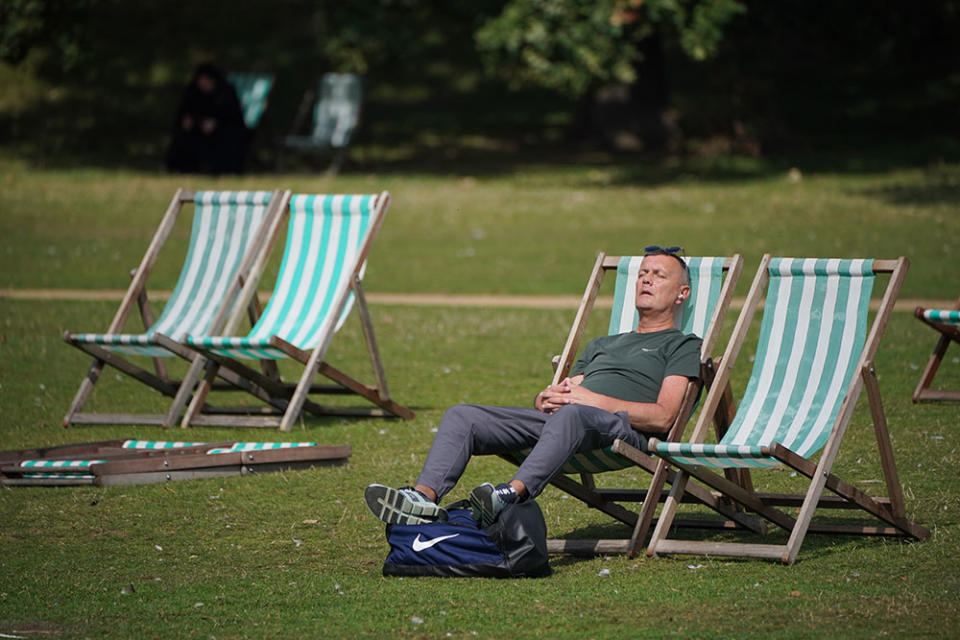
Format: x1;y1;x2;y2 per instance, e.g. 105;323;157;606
676;285;691;305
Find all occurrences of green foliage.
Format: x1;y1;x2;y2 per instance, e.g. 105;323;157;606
476;0;746;94
476;0;643;94
0;0;100;73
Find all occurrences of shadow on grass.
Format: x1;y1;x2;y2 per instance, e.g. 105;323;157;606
552;513;929;564
4;77;960;187
854;170;960;208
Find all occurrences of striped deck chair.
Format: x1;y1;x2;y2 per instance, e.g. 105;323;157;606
62;189;288;427
171;191;414;430
646;255;930;564
226;72;274;130
279;73;362;175
499;252;759;557
912;296;960;402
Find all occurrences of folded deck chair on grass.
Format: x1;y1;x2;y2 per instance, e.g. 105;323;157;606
166;191;414;431
498;252;762;557
0;439;349;487
912;296;960;402
646;255;930;565
63;189;288;427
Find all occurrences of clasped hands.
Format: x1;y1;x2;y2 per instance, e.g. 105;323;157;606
537;377;597;413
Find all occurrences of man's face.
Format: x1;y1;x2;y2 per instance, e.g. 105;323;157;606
635;254;690;314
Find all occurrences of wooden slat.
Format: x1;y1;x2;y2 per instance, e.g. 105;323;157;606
2;476;96;486
654;539;788;561
69;413;169;426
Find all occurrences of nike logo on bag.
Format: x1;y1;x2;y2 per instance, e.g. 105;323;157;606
412;533;460;552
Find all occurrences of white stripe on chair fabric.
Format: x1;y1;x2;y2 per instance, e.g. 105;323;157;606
655;258;875;469
71;191;275;356
608;256;724;338
188;194;375;359
922;309;960;325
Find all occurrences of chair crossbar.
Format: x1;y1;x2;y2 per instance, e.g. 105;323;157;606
920;309;960;325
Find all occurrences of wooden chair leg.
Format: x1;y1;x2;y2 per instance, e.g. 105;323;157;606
63;358;105;426
628;458;670;557
913;332;952;402
646;469;689;557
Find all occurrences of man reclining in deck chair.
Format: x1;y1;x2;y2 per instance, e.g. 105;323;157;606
365;248;701;528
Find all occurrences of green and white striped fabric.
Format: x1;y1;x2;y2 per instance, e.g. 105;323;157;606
24;473;95;480
21;459;102;478
72;191;275;356
609;256;725;337
529;255;728;475
186;194;374;359
654;258;875;470
206;442;317;454
20;459;105;469
227;72;274;130
922;309;960;325
122;440;206;450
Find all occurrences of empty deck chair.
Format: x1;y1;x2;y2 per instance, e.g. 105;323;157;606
226;72;275;130
63;189;288;427
280;73;362;174
499;252;757;557
172;191;413;430
912;296;960;402
646;255;930;564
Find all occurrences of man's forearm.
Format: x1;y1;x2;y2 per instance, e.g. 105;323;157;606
565;375;691;433
582;393;676;433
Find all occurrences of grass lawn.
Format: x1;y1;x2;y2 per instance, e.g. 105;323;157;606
1;156;959;638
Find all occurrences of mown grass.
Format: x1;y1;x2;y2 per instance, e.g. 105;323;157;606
1;158;959;638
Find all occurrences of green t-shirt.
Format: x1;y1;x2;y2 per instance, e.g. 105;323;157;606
569;329;702;403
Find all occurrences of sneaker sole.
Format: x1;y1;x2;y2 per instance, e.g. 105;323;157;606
469;483;497;528
364;484;444;525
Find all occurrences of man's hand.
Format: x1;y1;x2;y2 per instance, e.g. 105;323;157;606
535;377;582;413
535;374;692;434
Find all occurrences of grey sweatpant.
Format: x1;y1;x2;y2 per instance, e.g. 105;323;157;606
416;403;646;501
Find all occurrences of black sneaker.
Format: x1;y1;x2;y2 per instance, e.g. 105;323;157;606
469;482;517;528
364;484;447;525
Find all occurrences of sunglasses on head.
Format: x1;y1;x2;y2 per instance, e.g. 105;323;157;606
643;245;687;269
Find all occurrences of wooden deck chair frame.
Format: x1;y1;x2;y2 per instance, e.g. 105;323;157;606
912;296;960;402
646;255;930;565
500;252;765;557
62;189;288;428
167;190;414;431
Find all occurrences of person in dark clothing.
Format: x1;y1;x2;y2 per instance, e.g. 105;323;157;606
165;63;248;174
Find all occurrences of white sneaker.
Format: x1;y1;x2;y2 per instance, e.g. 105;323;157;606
364;484;447;525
